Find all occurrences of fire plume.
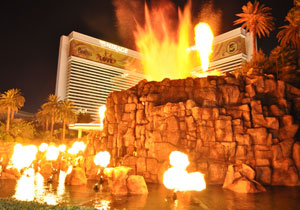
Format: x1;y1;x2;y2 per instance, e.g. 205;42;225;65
134;1;219;81
9;144;38;171
46;145;59;161
94;151;111;168
194;22;214;72
163;151;206;192
67;141;86;155
99;105;106;130
134;1;193;81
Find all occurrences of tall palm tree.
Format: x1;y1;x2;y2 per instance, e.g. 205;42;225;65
0;89;25;133
234;1;275;57
42;94;59;136
58;99;77;140
277;6;300;67
36;108;51;131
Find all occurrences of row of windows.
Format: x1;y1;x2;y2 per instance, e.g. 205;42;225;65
65;57;144;119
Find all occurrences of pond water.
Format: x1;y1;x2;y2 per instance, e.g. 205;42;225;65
1;175;300;210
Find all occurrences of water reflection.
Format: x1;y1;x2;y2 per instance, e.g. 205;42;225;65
94;199;110;210
1;179;300;210
13;171;67;205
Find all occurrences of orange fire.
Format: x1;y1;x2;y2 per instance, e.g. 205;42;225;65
163;151;206;192
134;1;193;81
9;144;38;171
67;141;86;155
38;143;48;152
94;151;111;168
134;1;219;81
99;105;106;130
46;145;60;161
194;22;214;72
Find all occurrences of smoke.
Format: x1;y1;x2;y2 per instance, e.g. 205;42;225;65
112;0;144;49
195;0;222;36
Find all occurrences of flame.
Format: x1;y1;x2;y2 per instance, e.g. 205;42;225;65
58;144;66;152
94;151;111;168
39;143;48;152
10;144;38;171
99;105;106;130
163;151;206;192
67;141;86;155
134;1;219;81
134;1;193;81
46;145;59;161
194;22;214;71
66;165;73;174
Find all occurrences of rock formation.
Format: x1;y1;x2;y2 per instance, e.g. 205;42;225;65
101;70;300;187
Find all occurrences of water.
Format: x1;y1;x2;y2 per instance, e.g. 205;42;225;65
1;177;300;210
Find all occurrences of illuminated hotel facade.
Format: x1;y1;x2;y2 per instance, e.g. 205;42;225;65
56;28;252;119
192;27;254;76
55;31;145;119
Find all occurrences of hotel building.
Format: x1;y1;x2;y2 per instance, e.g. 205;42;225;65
191;27;254;76
56;28;253;119
55;31;145;119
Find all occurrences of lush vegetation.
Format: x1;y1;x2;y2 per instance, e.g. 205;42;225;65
0;198;126;210
236;1;300;89
234;0;275;57
0;198;96;210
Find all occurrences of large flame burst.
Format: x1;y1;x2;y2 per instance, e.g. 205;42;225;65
163;151;206;192
134;1;216;81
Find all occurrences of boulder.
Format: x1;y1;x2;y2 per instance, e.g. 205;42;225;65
293;142;300;173
127;175;148;194
65;167;87;185
223;164;266;193
225;176;266;193
105;166;132;195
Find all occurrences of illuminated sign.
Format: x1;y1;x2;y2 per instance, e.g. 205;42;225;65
210;36;246;62
99;40;129;54
69;39;143;73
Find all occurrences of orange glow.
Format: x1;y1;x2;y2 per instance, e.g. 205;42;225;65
39;143;48;152
134;2;193;81
67;141;86;155
99;105;106;130
194;22;214;72
163;151;206;191
58;144;66;152
46;145;59;161
9;144;38;171
134;1;220;81
94;151;111;168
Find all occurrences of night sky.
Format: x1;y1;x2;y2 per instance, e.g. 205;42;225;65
0;0;294;113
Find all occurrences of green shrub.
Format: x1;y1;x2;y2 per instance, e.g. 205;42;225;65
3;134;15;142
0;198;96;210
10;119;36;139
238;49;272;75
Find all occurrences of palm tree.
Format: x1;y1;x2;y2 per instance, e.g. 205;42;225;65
58;99;77;140
277;5;300;67
234;1;275;57
36;108;51;131
0;89;25;133
42;94;59;136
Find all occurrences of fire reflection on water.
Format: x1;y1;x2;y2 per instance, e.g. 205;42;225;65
13;171;66;205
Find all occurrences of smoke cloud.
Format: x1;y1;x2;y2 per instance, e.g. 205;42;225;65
195;0;222;36
112;0;144;49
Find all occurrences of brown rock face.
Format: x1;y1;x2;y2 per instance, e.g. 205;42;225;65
127;175;148;194
223;164;266;193
102;72;300;187
65;167;87;186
